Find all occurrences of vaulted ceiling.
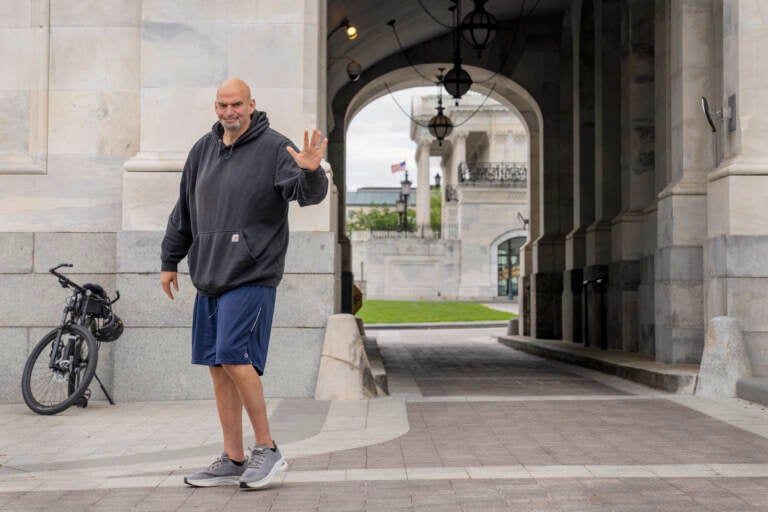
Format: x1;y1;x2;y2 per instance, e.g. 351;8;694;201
326;0;572;103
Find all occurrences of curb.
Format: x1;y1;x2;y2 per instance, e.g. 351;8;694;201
365;321;509;330
497;335;699;394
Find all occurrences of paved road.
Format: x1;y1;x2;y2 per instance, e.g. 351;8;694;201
2;327;768;510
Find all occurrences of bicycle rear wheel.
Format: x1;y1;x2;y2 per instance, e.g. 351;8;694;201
21;324;98;415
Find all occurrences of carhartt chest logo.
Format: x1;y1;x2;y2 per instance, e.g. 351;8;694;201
231;233;240;243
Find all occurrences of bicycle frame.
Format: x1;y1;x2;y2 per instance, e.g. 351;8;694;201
46;264;119;373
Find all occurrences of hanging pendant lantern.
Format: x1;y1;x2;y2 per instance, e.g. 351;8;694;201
443;61;473;100
430;69;454;145
428;105;453;146
461;0;498;58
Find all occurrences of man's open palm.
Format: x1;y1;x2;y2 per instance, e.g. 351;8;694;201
286;129;327;171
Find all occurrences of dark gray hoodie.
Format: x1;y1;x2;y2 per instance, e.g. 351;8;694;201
161;111;329;296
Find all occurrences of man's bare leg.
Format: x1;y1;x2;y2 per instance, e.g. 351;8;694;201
222;364;274;448
209;366;246;461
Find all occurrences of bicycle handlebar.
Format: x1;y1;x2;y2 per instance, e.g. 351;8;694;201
48;264;120;304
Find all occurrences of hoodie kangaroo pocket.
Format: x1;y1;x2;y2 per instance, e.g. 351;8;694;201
187;230;257;294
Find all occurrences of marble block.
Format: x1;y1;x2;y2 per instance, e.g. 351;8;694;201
50;27;140;90
0;232;33;272
48;90;139;156
34;232;116;274
697;316;751;398
314;314;376;400
0;328;28;402
50;0;141;26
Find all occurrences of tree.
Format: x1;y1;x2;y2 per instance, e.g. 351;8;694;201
347;205;415;232
430;189;442;233
346;189;442;235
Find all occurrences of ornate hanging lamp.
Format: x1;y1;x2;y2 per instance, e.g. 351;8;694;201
461;0;498;58
428;70;454;146
443;3;473;102
443;61;473;101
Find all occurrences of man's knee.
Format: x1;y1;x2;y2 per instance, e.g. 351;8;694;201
221;363;260;379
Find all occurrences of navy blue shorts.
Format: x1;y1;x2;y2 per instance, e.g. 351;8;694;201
191;286;276;375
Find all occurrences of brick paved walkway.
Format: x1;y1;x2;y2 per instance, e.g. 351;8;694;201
3;326;768;511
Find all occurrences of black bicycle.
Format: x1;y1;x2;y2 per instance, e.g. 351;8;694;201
21;264;124;415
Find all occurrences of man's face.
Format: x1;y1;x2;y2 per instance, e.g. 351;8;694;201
215;87;255;132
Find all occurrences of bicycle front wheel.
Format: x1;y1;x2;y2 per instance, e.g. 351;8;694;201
21;324;98;415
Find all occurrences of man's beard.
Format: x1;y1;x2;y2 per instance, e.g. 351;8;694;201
222;119;241;131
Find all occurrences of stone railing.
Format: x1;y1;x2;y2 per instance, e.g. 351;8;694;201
459;161;527;187
349;223;458;241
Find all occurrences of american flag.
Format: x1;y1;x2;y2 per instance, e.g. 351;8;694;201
390;161;407;173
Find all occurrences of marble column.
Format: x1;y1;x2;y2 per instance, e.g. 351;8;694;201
563;0;595;343
449;132;467;186
443;132;466;234
608;0;655;352
530;13;572;340
415;139;432;235
584;0;621;349
705;1;768;376
654;0;713;364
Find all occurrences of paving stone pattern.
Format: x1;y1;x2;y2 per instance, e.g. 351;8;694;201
288;399;768;471
5;327;768;511
379;329;628;396
4;477;768;511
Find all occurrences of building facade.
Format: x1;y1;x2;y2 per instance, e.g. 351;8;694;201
349;93;530;301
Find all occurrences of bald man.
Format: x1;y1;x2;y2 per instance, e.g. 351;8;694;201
160;78;328;489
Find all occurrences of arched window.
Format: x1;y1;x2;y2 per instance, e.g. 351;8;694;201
497;236;525;298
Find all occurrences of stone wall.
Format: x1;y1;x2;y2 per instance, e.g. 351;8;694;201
0;230;338;403
351;236;460;300
0;0;337;403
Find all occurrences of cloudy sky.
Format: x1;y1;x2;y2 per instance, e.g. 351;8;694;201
345;87;438;191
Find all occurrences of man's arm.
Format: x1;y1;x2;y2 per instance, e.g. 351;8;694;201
275;129;329;206
160;157;195;299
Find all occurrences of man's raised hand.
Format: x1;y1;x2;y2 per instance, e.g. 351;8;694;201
286;129;327;171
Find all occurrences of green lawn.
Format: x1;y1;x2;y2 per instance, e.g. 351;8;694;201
356;299;516;324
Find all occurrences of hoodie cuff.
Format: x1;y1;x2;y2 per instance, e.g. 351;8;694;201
161;261;179;272
303;166;324;177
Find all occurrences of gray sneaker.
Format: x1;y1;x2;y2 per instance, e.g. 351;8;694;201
184;453;246;487
239;443;287;489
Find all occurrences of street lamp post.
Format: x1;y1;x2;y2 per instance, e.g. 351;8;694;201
395;194;406;231
398;169;412;232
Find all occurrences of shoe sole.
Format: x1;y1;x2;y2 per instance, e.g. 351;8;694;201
184;475;241;487
239;459;288;490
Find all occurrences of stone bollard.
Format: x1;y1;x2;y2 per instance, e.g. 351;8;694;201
696;316;751;398
507;318;519;336
314;314;378;400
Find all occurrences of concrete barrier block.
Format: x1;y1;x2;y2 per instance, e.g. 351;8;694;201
314;314;377;400
697;316;751;398
507;318;519;335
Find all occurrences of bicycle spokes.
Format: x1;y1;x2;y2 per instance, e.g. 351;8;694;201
22;325;98;415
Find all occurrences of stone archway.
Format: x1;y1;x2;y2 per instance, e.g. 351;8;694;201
333;64;544;307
